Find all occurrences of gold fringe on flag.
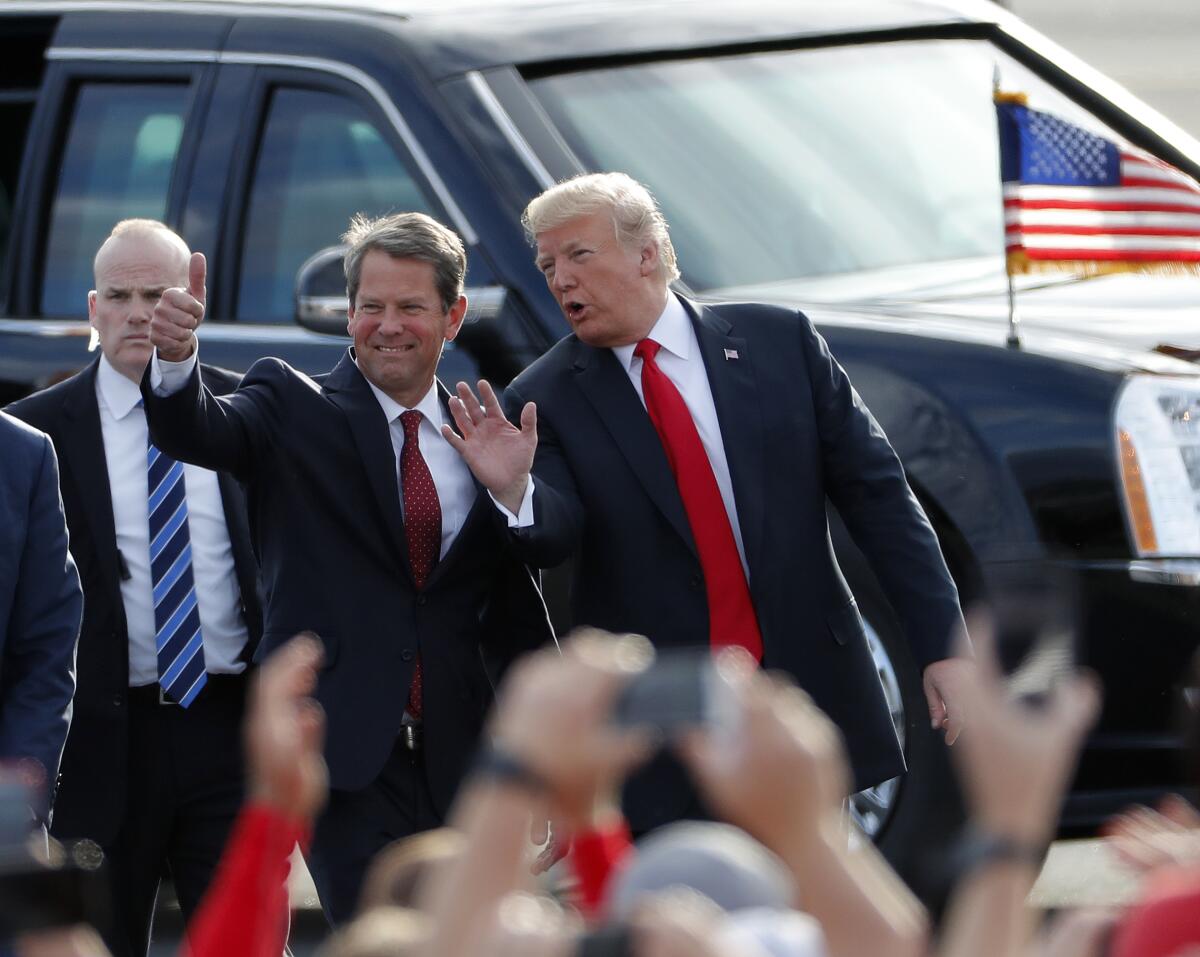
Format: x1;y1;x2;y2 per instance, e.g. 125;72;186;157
994;90;1029;106
1007;249;1200;277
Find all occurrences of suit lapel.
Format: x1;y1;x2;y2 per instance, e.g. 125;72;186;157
572;342;697;555
58;360;123;601
324;353;413;581
687;299;768;579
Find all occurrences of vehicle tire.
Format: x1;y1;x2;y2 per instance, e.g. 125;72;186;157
833;513;966;910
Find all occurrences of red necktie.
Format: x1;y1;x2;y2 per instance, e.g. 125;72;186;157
399;410;441;718
634;339;763;660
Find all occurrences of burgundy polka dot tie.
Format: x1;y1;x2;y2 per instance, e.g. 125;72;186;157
399;410;441;718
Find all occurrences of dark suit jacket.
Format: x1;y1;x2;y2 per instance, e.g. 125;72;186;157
505;296;965;829
8;360;262;843
140;351;554;812
0;411;81;817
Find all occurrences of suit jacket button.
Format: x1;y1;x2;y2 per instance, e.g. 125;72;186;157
112;694;124;707
401;649;414;662
416;595;428;607
690;574;703;589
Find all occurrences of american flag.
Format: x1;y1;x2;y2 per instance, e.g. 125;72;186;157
996;92;1200;276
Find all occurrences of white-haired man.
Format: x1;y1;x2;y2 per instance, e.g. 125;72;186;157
445;172;971;832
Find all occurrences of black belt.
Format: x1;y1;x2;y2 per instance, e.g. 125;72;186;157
128;673;247;707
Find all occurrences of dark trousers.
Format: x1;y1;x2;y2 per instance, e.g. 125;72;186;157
306;738;441;926
102;676;247;957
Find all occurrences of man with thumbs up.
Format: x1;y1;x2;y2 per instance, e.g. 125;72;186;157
140;212;554;926
6;220;263;957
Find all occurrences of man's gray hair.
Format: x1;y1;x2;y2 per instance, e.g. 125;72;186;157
342;212;466;312
521;172;680;283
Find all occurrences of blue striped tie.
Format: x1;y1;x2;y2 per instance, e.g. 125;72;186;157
147;439;207;707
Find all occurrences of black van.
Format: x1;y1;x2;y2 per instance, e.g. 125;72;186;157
2;0;1198;871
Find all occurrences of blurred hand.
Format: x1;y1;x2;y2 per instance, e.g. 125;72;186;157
530;816;569;875
952;614;1101;846
1031;908;1117;957
484;893;577;957
923;656;975;745
150;251;205;362
16;926;111;957
442;380;537;513
245;633;328;821
489;629;657;829
1106;794;1200;875
629;890;742;957
678;651;850;851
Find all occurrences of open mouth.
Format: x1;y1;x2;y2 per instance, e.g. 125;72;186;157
565;301;587;321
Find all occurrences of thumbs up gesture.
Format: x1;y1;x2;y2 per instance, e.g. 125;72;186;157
151;252;207;362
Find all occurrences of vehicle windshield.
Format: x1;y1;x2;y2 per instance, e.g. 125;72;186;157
529;39;1127;298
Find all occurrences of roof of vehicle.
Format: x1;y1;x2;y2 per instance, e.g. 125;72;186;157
9;0;993;26
11;0;1003;78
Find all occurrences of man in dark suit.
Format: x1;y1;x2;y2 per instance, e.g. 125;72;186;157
8;220;263;957
144;211;554;924
0;411;81;820
444;172;971;832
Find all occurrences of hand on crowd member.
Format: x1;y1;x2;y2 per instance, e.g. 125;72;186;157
951;614;1100;848
488;630;657;831
1105;794;1200;875
679;651;851;853
484;892;577;957
1030;908;1117;957
149;251;206;362
16;925;112;957
245;632;328;822
442;380;537;514
627;890;745;957
530;815;569;875
923;656;975;745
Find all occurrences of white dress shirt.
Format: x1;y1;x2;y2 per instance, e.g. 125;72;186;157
611;294;750;577
97;355;248;684
360;373;477;558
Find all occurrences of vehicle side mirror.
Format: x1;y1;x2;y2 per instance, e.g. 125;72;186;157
294;245;510;337
294;245;351;336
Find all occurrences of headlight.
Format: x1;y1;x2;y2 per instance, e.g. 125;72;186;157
1114;374;1200;557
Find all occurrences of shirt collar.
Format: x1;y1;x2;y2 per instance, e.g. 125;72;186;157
96;353;144;419
357;362;443;427
612;294;692;373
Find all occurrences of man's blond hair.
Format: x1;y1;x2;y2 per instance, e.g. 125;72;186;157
521;172;680;283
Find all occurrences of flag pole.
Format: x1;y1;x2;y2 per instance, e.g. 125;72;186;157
995;66;1021;349
1005;263;1020;349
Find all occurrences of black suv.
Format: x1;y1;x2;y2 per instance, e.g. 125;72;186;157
2;0;1198;871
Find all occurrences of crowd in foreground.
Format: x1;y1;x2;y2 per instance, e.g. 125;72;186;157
11;620;1200;957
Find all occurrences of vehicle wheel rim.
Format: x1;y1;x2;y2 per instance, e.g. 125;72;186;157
850;619;905;839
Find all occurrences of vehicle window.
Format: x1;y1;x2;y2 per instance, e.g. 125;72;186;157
236;87;432;323
528;40;1134;298
40;83;188;316
0;97;35;299
0;16;53;311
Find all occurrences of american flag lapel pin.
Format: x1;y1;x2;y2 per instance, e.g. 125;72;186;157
724;348;739;361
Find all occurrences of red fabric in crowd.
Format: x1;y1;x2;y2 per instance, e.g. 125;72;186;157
568;817;635;921
182;802;309;957
1109;865;1200;957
